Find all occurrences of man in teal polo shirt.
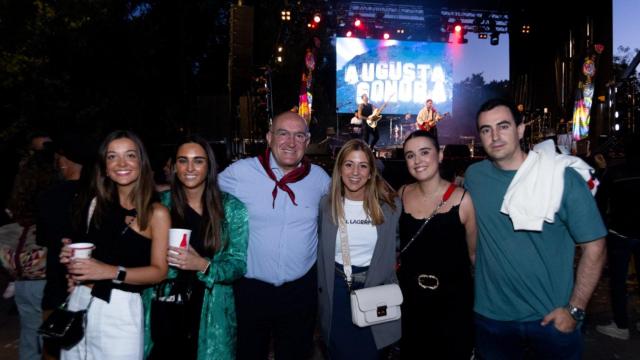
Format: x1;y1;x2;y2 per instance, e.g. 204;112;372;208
465;98;606;359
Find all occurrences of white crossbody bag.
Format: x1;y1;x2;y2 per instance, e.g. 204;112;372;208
338;217;403;328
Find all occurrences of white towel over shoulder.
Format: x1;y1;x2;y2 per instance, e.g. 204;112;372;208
500;140;597;231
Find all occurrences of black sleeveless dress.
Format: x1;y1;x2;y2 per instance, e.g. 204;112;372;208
398;194;474;359
150;205;210;360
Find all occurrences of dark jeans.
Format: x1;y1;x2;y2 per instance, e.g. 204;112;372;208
329;264;378;360
363;124;379;149
474;313;582;360
234;267;317;360
607;232;640;329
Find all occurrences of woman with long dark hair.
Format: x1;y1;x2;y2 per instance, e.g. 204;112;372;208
146;135;248;360
61;130;169;360
398;130;476;358
317;139;401;359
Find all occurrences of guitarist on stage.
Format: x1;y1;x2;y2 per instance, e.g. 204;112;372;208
358;93;380;149
416;99;443;139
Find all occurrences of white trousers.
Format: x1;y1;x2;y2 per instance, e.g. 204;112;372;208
61;285;144;360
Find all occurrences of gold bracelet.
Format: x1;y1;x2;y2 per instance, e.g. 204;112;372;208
200;260;211;274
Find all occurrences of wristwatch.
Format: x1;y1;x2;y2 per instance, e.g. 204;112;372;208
113;266;127;284
566;304;585;322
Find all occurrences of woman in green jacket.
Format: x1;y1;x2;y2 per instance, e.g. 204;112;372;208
146;135;248;359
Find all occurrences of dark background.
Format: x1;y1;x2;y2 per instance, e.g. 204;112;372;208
1;0;638;206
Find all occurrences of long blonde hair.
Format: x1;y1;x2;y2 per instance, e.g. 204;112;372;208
330;139;396;225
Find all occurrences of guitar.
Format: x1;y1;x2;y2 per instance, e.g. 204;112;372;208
366;94;395;128
417;112;450;132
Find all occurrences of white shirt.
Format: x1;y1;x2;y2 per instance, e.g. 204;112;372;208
335;199;377;267
218;155;331;286
500;139;597;231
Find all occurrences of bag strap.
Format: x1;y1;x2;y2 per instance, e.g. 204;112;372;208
86;197;97;233
399;183;456;255
59;287;94;311
337;217;353;292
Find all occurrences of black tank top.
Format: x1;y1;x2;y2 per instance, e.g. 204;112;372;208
398;191;472;296
87;203;152;302
360;103;373;117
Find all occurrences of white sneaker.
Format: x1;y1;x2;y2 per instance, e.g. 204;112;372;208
596;321;630;340
2;281;15;299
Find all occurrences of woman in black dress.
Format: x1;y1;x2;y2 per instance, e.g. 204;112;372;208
398;130;477;358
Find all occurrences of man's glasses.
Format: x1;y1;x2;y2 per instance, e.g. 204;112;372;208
273;130;309;144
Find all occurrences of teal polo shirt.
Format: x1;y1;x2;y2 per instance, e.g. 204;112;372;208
465;160;606;321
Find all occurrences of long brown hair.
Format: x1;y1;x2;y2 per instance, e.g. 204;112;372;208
93;130;155;230
8;150;58;225
170;136;225;254
330;139;396;225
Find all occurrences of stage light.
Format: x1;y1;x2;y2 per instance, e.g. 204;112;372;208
478;33;488;39
277;46;283;53
313;13;321;24
383;32;390;40
346;30;353;37
354;19;362;27
281;10;291;21
452;20;464;34
450;20;467;44
522;24;531;34
490;32;499;45
276;56;283;63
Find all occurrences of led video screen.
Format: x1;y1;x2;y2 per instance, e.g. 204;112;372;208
336;36;510;144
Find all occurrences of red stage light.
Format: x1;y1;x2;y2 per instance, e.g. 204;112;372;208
313;13;321;23
346;30;353;37
383;32;390;40
354;19;362;27
454;24;463;33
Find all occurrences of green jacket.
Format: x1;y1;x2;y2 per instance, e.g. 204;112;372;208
144;192;249;359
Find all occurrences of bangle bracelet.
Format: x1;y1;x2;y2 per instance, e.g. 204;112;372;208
200;261;211;274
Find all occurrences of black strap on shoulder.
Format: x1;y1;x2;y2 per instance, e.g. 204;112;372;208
458;189;467;206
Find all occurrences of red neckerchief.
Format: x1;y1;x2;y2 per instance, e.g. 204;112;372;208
258;149;311;208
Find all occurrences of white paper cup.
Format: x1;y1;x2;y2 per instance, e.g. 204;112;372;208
168;228;191;266
169;228;191;250
69;243;95;259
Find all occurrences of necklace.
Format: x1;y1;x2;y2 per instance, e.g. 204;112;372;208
121;213;137;235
